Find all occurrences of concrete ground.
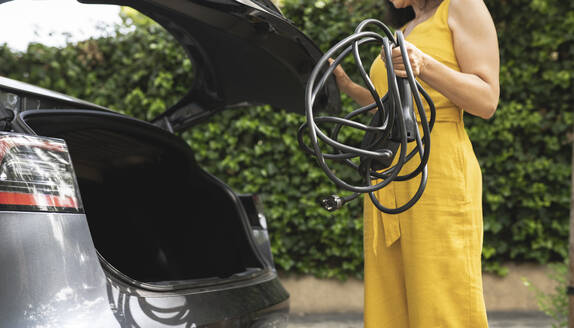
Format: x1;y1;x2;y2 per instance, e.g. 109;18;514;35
288;312;556;328
281;265;558;314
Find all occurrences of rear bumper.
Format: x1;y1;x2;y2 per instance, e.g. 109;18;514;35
105;268;290;327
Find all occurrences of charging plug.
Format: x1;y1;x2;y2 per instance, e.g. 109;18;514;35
320;195;343;212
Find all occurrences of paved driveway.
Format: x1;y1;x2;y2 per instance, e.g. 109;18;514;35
288;312;555;328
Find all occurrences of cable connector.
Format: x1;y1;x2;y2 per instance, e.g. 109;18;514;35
320;195;343;212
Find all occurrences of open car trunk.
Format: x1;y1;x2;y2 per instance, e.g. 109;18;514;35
21;110;265;285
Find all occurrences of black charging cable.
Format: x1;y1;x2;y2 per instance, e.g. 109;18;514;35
298;19;436;214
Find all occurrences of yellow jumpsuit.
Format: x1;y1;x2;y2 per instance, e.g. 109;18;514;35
364;0;488;327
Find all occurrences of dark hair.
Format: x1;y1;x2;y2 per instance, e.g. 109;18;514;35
384;1;415;28
384;0;443;28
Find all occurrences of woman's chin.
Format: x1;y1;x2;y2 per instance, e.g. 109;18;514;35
390;0;410;8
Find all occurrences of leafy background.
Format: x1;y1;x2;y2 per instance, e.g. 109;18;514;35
0;0;572;279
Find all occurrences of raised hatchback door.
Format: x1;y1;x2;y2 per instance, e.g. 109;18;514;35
78;0;340;131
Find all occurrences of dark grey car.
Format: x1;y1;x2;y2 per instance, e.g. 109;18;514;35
0;0;338;327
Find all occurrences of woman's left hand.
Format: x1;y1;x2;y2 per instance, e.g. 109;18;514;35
382;40;428;78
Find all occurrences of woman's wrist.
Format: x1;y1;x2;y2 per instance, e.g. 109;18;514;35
418;53;433;80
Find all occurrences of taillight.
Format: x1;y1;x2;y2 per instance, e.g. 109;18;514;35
0;133;82;213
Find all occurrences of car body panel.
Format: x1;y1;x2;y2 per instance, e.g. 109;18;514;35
0;211;289;327
0;212;120;327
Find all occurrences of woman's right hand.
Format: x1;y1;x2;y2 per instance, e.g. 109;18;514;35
328;58;351;92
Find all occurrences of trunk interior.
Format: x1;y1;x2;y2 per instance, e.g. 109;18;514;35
22;111;264;284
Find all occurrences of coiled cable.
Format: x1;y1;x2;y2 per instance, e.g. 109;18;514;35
297;19;436;214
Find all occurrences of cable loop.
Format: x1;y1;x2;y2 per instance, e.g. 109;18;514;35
297;19;436;214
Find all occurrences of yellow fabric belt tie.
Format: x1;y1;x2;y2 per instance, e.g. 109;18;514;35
370;186;401;253
381;209;400;248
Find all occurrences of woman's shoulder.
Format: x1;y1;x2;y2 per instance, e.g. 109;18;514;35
447;0;490;31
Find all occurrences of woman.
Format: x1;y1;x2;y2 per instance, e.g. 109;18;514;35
330;0;499;326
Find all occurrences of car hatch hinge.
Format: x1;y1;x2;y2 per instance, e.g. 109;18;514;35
155;116;174;133
0;90;17;131
0;107;15;131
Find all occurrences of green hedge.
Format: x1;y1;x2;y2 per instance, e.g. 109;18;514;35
471;0;573;269
0;0;572;279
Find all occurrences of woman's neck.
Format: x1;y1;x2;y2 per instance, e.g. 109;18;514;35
412;0;442;19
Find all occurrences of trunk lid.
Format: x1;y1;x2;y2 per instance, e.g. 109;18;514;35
81;0;340;131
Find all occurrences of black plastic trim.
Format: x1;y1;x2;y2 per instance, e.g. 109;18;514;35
0;204;84;213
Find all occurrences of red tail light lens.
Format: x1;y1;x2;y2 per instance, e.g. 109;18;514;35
0;133;82;213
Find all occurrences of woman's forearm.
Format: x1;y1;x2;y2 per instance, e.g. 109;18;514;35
339;79;375;108
330;61;375;107
419;54;498;119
